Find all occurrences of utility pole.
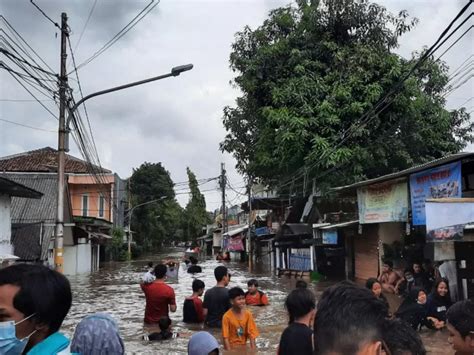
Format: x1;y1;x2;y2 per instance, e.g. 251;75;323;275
220;163;227;234
247;176;253;272
54;12;68;273
127;178;132;259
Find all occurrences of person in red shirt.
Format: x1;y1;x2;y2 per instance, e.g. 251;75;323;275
140;264;176;324
245;279;269;306
183;279;205;323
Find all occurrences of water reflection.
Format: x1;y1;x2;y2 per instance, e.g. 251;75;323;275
62;249;452;354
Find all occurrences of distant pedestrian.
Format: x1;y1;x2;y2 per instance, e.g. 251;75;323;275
245;279;269;306
222;287;259;350
187;331;219;355
71;313;124;354
446;300;474;354
140;264;176;324
187;256;202;274
183;279;205;323
278;288;316;355
203;266;231;328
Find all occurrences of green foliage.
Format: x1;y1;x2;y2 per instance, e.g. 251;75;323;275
130;162;183;250
182;167;211;241
221;0;473;191
108;227;127;261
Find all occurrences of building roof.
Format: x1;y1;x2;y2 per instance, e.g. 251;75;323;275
333;152;474;192
0;147;111;174
0;176;43;198
11;223;54;261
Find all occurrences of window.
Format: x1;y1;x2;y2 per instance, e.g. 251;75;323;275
98;194;105;218
82;194;89;217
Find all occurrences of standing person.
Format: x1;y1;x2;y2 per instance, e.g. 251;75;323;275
183;279;205;323
278;288;316;355
446;300;474;355
314;281;389;355
0;264;73;354
245;279;269;306
187;257;202;274
366;278;390;311
203;266;231;328
426;278;452;330
222;287;259;351
71;313;124;354
140;264;176;325
378;260;400;294
395;287;429;330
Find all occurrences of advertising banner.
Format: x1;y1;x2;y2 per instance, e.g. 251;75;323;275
410;162;462;225
227;235;244;251
426;199;474;241
357;181;408;224
322;230;338;245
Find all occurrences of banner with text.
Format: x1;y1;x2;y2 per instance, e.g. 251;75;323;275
357;182;408;224
409;162;462;225
426;200;474;241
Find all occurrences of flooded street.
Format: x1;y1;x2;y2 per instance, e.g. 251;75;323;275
62;249;452;354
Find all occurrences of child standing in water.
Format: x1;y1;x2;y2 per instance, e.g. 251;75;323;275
222;287;259;350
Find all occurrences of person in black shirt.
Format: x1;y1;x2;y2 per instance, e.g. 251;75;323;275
202;266;231;328
278;288;316;355
187;256;202;274
395;287;430;330
426;278;452;329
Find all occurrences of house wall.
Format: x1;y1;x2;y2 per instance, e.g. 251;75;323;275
63;242;92;275
69;183;112;221
0;194;12;256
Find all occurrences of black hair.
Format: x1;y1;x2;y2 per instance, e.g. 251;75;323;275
158;316;172;332
447;300;474;338
247;279;258;287
432;278;450;297
214;266;228;282
365;278;381;291
314;281;389;355
295;280;307;289
0;264;72;335
404;267;414;275
285;288;315;322
382;318;426;355
154;264;167;279
147;261;153;268
189;256;198;265
383;260;393;268
228;287;245;300
192;279;205;292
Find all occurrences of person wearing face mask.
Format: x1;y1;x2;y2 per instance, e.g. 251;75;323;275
0;263;73;354
395;268;416;297
395;287;430;330
426;278;452;330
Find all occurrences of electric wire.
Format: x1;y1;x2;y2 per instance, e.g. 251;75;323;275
0;117;56;132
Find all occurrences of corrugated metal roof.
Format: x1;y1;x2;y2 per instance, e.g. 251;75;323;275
0;147;111;173
11;223;54;261
0;176;43;198
333;152;474;191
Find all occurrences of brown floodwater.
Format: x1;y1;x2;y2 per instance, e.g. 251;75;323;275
62;248;454;354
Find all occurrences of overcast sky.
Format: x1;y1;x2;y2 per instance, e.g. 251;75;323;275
1;0;472;211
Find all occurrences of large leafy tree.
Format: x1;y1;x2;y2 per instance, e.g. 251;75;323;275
130;162;183;250
182;167;210;241
221;0;473;192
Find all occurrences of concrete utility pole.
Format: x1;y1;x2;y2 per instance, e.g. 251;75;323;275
54;12;68;273
247;176;253;272
220;163;227;233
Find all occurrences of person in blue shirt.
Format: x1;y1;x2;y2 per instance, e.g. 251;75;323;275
0;264;73;354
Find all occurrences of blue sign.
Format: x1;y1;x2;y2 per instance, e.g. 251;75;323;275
322;229;338;245
409;162;462;225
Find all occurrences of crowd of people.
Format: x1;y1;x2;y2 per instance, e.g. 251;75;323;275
0;259;473;354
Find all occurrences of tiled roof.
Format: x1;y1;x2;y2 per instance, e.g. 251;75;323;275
0;147;111;173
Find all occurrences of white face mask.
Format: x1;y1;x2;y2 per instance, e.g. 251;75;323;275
0;313;37;355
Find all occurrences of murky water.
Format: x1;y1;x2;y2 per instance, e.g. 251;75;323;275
62;248;453;354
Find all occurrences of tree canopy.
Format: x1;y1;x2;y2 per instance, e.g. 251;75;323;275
221;0;473;192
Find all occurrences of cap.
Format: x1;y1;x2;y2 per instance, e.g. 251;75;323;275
188;331;219;355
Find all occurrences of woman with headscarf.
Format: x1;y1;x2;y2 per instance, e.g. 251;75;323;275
71;313;124;355
395;287;430;330
426;278;452;329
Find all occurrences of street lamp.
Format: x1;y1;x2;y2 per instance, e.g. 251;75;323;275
54;64;193;272
126;196;167;260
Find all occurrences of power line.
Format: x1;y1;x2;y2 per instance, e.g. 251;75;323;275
73;0;98;53
0;118;56;132
30;0;61;29
0;98;55;102
437;24;473;60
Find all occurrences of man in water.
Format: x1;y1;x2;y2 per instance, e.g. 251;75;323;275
378;260;400;294
202;266;231;328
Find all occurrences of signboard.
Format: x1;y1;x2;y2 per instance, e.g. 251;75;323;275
322;229;338;245
410;162;462;225
357;182;408;224
227;235;244;251
426;199;474;241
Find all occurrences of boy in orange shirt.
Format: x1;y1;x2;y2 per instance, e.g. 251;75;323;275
245;279;269;306
222;287;259;350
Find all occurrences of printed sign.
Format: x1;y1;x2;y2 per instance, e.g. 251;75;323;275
357;182;408;224
227;235;244;251
426;200;474;241
410;162;461;225
322;229;338;245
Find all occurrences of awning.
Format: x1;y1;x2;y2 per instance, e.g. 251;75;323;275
318;220;359;230
90;232;112;239
223;226;248;238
